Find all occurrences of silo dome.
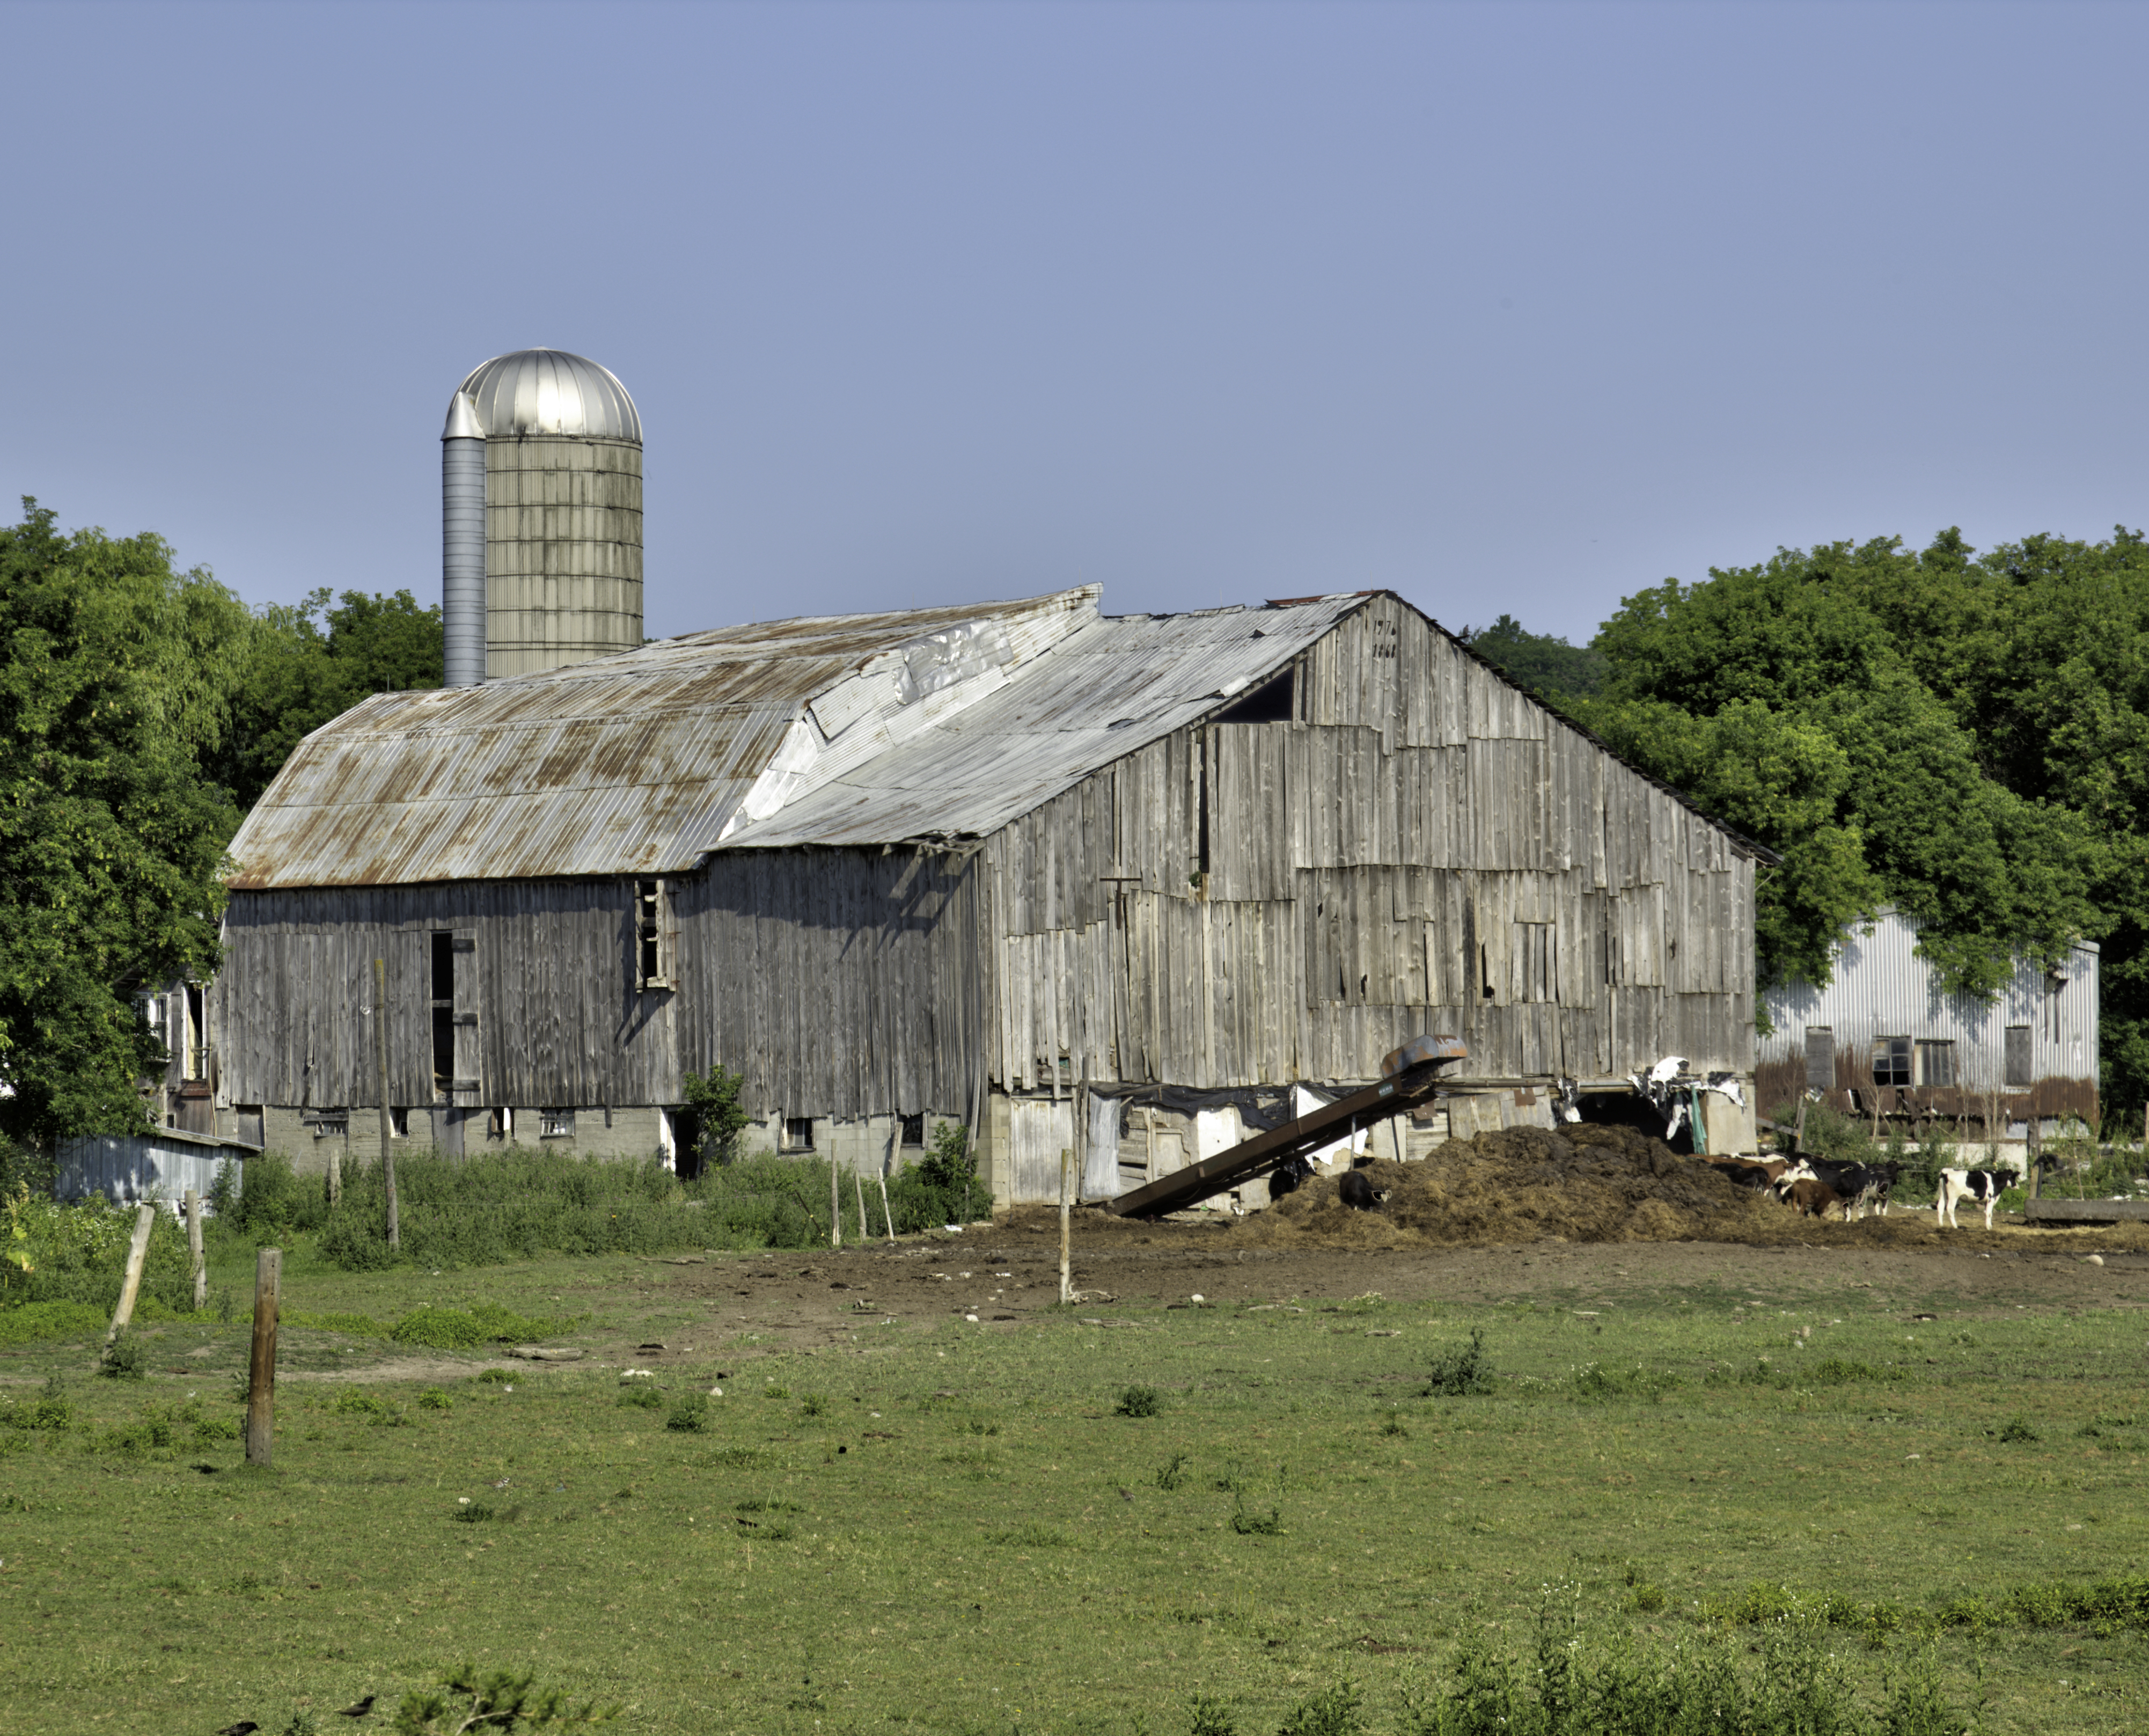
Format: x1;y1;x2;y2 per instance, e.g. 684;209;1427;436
457;348;642;442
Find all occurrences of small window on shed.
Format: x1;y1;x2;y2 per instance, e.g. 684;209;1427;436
1915;1040;1955;1088
539;1108;574;1140
781;1116;815;1153
636;880;670;990
1871;1037;1911;1088
388;1108;410;1139
1803;1026;1833;1093
2005;1024;2033;1088
900;1114;925;1148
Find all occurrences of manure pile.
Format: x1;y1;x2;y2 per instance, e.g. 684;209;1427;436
1223;1123;2011;1251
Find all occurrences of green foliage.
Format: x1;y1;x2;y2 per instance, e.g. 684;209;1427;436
212;584;443;811
678;1064;752;1169
1156;1451;1191;1491
209;1149;325;1242
885;1121;984;1230
98;1331;145;1380
615;1382;663;1410
1570;1361;1682;1402
1462;615;1608;700
313;1147;847;1271
1567;525;2149;1104
0;501;250;1142
1229;1503;1285;1536
1421;1328;1494;1396
1274;1680;1365;1736
1117;1384;1162;1418
417;1388;454;1412
1;1189;193;1315
1185;1694;1238;1736
1995;1414;2040;1444
388;1302;563;1350
665;1394;710;1432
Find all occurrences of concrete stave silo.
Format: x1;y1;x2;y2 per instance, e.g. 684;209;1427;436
440;348;643;684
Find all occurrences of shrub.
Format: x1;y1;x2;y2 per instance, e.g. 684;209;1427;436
1116;1385;1161;1418
333;1388;388;1418
1230;1503;1283;1535
99;1332;146;1380
665;1395;710;1432
1275;1681;1363;1736
885;1123;983;1230
390;1303;561;1350
1156;1452;1190;1491
617;1384;663;1410
679;1065;752;1169
1185;1694;1237;1736
207;1149;325;1242
1421;1329;1494;1396
1996;1415;2040;1444
2;1187;193;1316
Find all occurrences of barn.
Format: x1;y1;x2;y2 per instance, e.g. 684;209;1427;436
205;582;1766;1206
1758;907;2099;1143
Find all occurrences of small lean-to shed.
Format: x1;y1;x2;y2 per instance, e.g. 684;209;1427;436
211;586;1769;1204
53;1127;256;1209
1758;907;2098;1139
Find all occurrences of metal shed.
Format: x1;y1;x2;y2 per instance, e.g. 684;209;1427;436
53;1126;256;1210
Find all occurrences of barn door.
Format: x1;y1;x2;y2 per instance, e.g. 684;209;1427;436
1008;1098;1075;1204
450;932;480;1103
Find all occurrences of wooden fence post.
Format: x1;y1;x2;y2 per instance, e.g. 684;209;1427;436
245;1247;280;1467
105;1203;158;1347
878;1167;897;1244
374;957;399;1249
185;1188;206;1311
854;1169;870;1243
1059;1146;1073;1306
830;1151;842;1250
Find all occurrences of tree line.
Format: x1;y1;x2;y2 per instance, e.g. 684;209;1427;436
9;496;2145;1141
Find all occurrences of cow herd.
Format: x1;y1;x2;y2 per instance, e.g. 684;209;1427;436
1707;1152;2023;1227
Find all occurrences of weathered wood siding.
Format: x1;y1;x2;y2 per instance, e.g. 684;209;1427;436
671;848;989;1122
217;881;679;1110
985;594;1756;1090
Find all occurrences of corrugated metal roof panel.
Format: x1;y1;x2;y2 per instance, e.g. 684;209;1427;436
226;589;1101;888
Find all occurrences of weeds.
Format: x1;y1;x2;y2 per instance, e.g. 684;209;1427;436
1156;1452;1190;1491
665;1395;710;1432
616;1384;663;1411
1421;1328;1493;1396
1185;1693;1237;1736
98;1331;146;1380
1275;1680;1363;1736
1994;1415;2040;1444
1117;1384;1162;1418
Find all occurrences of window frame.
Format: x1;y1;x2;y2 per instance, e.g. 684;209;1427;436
1913;1039;1955;1089
635;878;671;991
539;1108;575;1140
781;1116;816;1153
1871;1036;1912;1088
900;1113;926;1148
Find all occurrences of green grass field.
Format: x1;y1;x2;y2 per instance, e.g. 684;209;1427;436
3;1237;2146;1734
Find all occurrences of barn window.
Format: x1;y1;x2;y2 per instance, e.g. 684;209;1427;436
2005;1024;2033;1088
431;932;456;1093
636;880;670;989
782;1116;816;1152
900;1113;926;1147
539;1109;575;1139
389;1108;410;1139
488;1107;512;1141
307;1109;349;1139
1803;1027;1833;1093
1871;1037;1911;1088
184;984;208;1080
1915;1040;1955;1088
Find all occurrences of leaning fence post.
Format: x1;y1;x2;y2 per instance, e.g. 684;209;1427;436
1059;1146;1074;1306
105;1203;158;1347
829;1152;842;1250
245;1247;281;1467
878;1166;897;1245
185;1188;206;1311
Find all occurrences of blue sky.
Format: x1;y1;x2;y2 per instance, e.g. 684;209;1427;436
4;0;2145;644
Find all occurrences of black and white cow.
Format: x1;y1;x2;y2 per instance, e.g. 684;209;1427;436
1936;1168;2011;1230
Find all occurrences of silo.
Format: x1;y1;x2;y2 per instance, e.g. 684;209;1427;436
440;349;643;682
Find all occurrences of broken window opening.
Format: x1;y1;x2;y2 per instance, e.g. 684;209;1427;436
1195;734;1211;878
1213;666;1296;724
431;932;456;1094
184;984;207;1080
900;1113;925;1147
389;1107;410;1139
782;1116;816;1153
539;1108;574;1140
636;879;670;989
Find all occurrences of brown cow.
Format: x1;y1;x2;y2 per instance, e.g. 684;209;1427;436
1782;1177;1843;1219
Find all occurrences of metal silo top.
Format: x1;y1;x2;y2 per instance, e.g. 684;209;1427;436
454;349;642;441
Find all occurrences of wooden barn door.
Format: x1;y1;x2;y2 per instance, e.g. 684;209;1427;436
1008;1098;1075;1204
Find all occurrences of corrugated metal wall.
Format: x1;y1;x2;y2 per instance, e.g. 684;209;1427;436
55;1133;248;1206
1757;909;2098;1123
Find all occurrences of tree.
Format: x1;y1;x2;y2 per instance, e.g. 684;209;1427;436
0;500;250;1143
1461;614;1607;700
213;585;443;810
1568;525;2131;1097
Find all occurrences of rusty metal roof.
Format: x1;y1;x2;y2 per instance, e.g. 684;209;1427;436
225;588;1102;888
